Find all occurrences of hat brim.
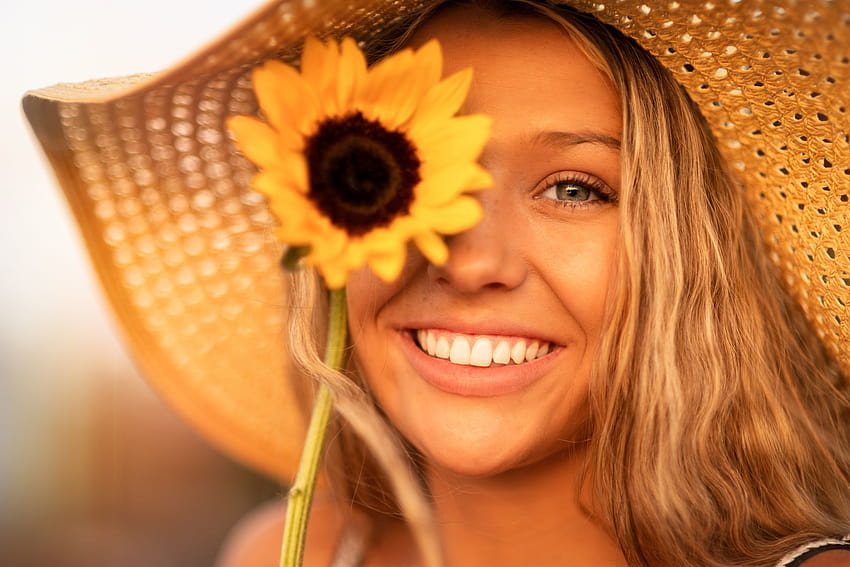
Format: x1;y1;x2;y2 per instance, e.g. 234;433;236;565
23;0;850;480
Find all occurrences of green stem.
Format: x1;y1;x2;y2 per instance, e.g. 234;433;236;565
279;287;347;567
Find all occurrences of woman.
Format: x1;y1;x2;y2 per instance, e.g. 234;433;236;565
217;1;850;565
24;0;850;566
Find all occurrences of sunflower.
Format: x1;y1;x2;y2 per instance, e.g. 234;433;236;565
227;36;493;288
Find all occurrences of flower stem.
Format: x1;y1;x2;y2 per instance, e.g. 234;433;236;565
279;287;347;567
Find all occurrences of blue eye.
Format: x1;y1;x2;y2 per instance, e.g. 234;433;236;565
551;181;596;202
535;172;615;208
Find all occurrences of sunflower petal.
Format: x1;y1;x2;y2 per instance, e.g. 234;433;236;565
410;39;443;96
316;261;348;290
301;36;340;116
269;200;315;237
368;248;407;282
356;48;412;127
411;67;473;125
361;226;409;253
308;225;347;263
276;210;333;246
413;196;484;234
336;37;367;111
251;152;309;195
252;60;319;141
414;231;449;265
415;163;494;207
359;41;441;129
413;114;493;172
261;192;326;244
341;240;369;271
252;171;298;203
227;116;285;170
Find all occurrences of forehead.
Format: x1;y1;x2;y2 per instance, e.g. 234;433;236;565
407;4;622;147
408;3;584;69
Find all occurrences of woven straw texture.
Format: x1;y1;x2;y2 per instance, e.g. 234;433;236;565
23;0;850;481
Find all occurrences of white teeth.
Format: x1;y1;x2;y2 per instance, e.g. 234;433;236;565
470;338;494;367
493;341;511;365
415;330;552;366
511;340;526;364
525;341;539;362
435;336;450;359
426;331;437;356
449;336;471;364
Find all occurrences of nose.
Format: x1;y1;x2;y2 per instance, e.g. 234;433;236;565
427;190;527;293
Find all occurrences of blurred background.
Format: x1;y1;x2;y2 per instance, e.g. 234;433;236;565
2;1;281;565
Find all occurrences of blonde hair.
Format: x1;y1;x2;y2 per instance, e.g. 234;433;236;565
286;2;850;566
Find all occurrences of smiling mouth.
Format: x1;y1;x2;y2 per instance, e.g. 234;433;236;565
414;329;554;367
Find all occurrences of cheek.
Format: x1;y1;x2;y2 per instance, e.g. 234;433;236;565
345;268;404;393
536;220;618;337
345;243;428;330
346;269;386;357
346;269;378;329
345;263;404;321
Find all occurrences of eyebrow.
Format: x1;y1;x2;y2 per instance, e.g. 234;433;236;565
531;130;622;151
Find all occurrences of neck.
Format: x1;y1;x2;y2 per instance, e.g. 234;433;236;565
424;446;627;567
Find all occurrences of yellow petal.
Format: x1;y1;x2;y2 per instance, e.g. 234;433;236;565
253;171;301;204
316;261;349;289
227;116;286;170
341;239;369;271
415;163;494;207
410;39;443;96
359;226;397;250
413;195;483;234
411;67;472;125
308;225;348;263
274;201;333;245
413;114;493;172
301;36;340;116
264;197;326;244
251;152;309;195
414;231;449;265
276;224;323;247
368;249;407;282
336;37;367;111
310;228;355;288
358;42;440;129
356;48;412;127
300;36;332;86
463;165;494;192
354;226;410;281
252;60;319;141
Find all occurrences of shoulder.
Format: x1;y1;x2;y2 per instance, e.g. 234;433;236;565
795;550;850;567
214;496;346;567
214;496;417;567
779;539;850;567
794;550;850;567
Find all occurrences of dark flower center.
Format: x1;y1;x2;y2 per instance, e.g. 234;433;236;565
305;111;421;236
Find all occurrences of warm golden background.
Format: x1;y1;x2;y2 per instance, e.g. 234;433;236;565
2;1;280;565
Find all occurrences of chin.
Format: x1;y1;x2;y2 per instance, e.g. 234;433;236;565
424;448;531;480
400;411;569;480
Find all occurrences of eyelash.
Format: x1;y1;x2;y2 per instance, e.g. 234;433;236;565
534;172;617;209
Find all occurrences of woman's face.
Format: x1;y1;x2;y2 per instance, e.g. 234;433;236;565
347;5;621;478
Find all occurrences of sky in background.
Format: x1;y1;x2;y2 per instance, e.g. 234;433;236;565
1;0;263;543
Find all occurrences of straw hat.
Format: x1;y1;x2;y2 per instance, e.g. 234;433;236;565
24;0;850;482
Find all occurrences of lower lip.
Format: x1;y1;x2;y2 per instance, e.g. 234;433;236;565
399;331;562;397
